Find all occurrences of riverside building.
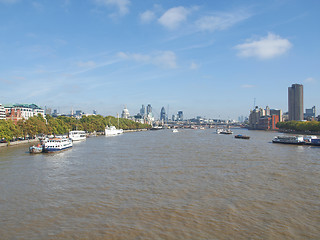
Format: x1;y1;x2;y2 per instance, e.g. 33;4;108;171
248;106;281;130
0;104;5;119
4;104;45;123
288;84;304;121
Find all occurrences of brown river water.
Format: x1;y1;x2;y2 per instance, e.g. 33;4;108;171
0;129;319;239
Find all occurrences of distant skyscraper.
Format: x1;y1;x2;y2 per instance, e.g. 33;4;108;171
140;104;146;116
177;111;183;121
75;110;82;117
146;104;152;115
45;107;52;115
93;110;97;115
305;106;316;119
160;107;166;121
288;84;303;121
265;106;270;116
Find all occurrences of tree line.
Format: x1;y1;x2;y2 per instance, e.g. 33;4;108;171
0;115;151;141
276;121;320;132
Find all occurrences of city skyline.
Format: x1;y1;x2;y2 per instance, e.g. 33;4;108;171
0;0;319;119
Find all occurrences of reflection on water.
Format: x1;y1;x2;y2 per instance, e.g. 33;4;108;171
0;129;319;239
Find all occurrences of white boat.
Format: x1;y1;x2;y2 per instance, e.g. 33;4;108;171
272;136;305;145
172;129;178;133
150;126;163;130
105;126;123;136
216;128;233;134
69;130;86;141
43;136;73;152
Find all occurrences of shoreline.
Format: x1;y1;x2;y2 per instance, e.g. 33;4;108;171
0;138;39;148
246;128;320;136
0;129;149;148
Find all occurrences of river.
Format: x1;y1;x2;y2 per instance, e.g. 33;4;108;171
0;129;319;239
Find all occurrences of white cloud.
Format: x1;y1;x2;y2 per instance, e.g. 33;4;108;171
140;10;156;24
241;84;255;88
304;77;316;83
195;11;250;32
94;0;130;16
158;6;190;30
153;51;177;68
190;62;199;70
118;51;177;69
77;61;96;68
234;33;292;59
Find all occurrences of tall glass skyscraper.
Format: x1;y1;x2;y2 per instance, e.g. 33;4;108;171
146;104;152;115
160;107;166;121
288;84;303;121
177;111;183;121
140;104;146;116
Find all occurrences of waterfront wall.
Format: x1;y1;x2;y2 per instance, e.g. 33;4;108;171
0;138;39;148
123;129;148;133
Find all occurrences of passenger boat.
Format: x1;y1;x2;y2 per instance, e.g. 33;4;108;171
43;136;73;152
310;138;320;146
150;126;163;130
304;136;320;146
172;129;178;133
29;144;43;153
216;128;233;134
69;130;86;141
235;134;250;139
272;136;305;145
105;126;123;136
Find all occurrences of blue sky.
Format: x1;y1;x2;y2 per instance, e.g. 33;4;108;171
0;0;319;119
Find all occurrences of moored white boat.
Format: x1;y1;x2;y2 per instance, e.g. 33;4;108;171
272;136;305;145
172;129;178;133
43;136;73;152
216;128;233;134
150;126;163;130
69;130;86;141
105;126;123;136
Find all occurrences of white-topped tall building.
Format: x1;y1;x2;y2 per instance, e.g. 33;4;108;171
0;104;5;120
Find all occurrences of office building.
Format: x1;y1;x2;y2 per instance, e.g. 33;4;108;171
0;104;5;120
146;104;152;115
305;106;316;120
177;111;183;121
4;103;45;123
160;107;166;121
288;84;303;121
140;105;146;117
249;106;281;130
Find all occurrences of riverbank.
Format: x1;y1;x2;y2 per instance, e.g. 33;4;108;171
0;129;149;148
0;138;39;148
246;127;320;136
123;128;148;133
